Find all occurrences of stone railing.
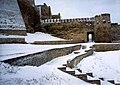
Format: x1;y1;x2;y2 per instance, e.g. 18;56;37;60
3;45;81;66
67;48;94;68
41;17;95;24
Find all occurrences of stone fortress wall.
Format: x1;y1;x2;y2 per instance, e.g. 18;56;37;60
40;12;120;42
36;3;120;43
0;0;120;43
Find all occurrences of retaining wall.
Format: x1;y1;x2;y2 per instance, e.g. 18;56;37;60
3;45;81;66
0;38;26;44
93;43;120;52
0;29;27;36
33;40;84;45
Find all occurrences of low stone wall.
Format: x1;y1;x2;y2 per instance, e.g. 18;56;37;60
33;40;84;45
67;49;94;68
0;29;27;36
93;43;120;52
0;38;26;44
3;45;81;66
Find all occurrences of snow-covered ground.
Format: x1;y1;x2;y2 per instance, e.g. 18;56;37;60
0;42;120;85
0;61;94;85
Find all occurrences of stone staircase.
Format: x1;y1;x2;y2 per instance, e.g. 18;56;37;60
58;65;120;85
58;66;101;85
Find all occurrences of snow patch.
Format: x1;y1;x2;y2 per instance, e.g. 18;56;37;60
25;32;64;43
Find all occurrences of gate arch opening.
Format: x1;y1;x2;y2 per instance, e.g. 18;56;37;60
87;32;94;42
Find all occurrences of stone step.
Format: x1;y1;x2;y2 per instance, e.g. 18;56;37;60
86;73;93;77
57;67;66;72
74;51;80;54
58;66;101;85
76;69;82;73
86;80;101;85
99;78;104;81
66;71;75;75
107;80;115;84
75;74;87;81
62;64;67;67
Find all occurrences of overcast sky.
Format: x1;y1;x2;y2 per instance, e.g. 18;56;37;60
35;0;120;23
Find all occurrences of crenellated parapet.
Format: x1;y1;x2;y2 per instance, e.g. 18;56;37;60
41;17;95;24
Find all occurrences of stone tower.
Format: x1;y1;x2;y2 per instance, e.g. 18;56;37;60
28;0;35;6
36;3;52;20
94;13;111;42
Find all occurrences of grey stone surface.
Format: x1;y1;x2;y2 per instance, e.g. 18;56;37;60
0;0;26;31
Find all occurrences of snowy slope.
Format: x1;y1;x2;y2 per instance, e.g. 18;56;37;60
0;62;93;85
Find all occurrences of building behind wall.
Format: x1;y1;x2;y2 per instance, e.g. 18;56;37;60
36;3;61;20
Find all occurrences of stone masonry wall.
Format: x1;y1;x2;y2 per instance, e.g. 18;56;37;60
33;40;84;45
93;44;120;52
42;13;120;42
111;23;120;42
0;38;26;44
3;45;81;66
43;21;94;42
0;30;26;36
